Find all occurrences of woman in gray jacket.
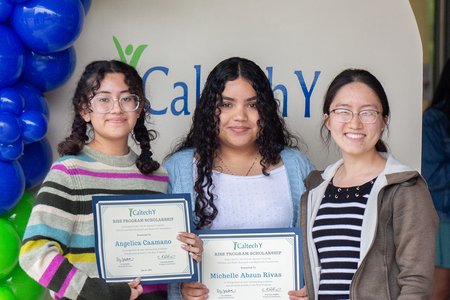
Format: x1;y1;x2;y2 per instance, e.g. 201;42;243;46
292;69;438;300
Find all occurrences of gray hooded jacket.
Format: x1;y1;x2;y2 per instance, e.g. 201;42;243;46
301;153;438;300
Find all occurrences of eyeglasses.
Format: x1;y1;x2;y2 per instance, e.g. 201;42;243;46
330;108;381;124
90;94;140;114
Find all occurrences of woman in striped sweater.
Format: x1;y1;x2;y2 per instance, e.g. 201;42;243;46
19;60;202;300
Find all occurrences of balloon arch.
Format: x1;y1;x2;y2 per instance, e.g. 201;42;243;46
0;0;90;298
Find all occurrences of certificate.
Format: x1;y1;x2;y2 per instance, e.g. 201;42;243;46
92;193;197;284
198;228;302;300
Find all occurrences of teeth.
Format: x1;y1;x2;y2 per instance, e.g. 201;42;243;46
346;133;364;139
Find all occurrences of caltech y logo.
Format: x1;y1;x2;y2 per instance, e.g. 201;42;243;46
113;36;148;68
112;36;321;118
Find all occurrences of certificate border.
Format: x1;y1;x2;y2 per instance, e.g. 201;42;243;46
197;227;302;292
92;193;198;284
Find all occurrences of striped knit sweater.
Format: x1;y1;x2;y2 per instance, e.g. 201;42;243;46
19;146;169;300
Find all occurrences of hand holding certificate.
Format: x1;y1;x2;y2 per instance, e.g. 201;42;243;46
197;228;302;300
92;193;199;284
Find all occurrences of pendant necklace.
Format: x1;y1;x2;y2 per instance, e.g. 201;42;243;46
217;154;259;176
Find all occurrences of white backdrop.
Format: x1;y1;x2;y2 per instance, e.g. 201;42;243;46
45;0;422;170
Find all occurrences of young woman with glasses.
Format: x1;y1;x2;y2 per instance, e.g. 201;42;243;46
19;60;202;300
290;69;438;300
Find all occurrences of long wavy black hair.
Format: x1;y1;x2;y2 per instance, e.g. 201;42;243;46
57;60;160;174
427;59;450;134
171;57;301;229
321;68;390;152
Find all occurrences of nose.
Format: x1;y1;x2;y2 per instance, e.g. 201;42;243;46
110;99;122;113
348;112;363;128
232;104;248;121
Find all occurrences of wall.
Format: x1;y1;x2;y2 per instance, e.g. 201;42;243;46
45;0;423;170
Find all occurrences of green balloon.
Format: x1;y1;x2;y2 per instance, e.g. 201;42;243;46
2;192;34;239
0;285;16;300
0;219;20;280
5;266;45;300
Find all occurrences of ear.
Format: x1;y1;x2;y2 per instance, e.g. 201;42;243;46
135;99;146;116
137;105;143;115
80;105;91;122
324;113;331;130
381;116;388;130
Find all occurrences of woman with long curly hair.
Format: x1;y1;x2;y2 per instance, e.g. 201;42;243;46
19;60;202;300
164;57;314;300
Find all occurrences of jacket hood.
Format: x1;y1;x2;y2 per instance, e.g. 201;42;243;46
321;152;419;186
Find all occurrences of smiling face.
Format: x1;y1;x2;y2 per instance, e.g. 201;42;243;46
325;81;387;159
217;77;260;152
81;72;142;153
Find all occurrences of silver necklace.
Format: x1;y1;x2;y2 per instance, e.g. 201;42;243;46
217;154;259;176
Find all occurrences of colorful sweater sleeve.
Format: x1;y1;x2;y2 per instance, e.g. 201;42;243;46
19;162;131;300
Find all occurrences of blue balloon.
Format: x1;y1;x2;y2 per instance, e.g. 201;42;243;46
13;82;49;119
19;111;48;143
18;138;52;189
0;139;24;162
11;0;84;54
0;0;14;22
0;113;21;144
0;25;24;89
0;160;25;214
22;47;77;92
0;88;25;116
80;0;91;15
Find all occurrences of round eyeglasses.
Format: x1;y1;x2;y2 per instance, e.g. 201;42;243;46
330;108;381;124
90;94;140;114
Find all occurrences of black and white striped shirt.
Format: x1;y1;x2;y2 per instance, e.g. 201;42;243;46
312;178;375;300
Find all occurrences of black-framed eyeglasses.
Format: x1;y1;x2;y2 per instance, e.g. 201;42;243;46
90;94;140;114
330;108;381;124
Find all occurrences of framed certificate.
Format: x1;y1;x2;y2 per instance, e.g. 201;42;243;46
92;193;198;284
198;228;302;299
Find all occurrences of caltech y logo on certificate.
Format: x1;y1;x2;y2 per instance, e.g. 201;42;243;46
128;207;157;217
233;241;263;250
113;36;321;118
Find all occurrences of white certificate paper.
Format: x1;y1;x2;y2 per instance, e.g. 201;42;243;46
198;228;302;299
92;193;197;284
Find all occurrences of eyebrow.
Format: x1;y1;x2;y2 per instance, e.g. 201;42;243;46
332;103;379;110
222;95;257;101
95;89;131;94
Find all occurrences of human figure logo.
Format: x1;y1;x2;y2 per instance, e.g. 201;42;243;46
113;36;148;68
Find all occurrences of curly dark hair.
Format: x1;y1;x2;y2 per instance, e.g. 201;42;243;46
57;60;159;174
321;68;390;152
171;57;300;229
